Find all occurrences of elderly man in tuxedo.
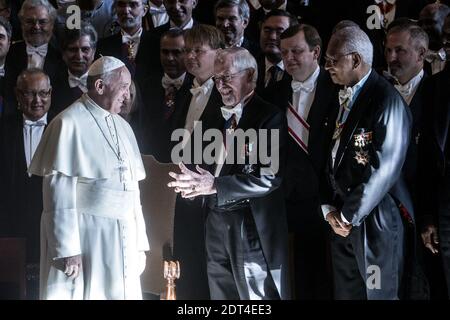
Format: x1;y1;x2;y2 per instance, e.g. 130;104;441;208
322;26;414;299
168;47;289;300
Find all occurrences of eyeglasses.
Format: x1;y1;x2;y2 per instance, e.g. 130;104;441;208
19;89;51;99
23;18;50;27
213;69;250;85
324;52;355;67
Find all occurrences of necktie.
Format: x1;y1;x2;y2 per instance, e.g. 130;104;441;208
221;104;243;122
68;74;88;92
291;80;314;93
164;84;177;119
266;65;280;88
26;45;47;57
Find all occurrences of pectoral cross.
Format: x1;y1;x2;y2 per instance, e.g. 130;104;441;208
118;157;129;191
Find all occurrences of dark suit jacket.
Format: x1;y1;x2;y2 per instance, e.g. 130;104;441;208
137;73;194;162
0;113;48;264
50;65;84;117
418;66;450;224
210;93;289;299
255;56;292;111
283;68;339;227
96;31;149;78
3;40;63;117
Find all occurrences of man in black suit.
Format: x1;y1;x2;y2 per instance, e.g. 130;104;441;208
279;23;338;299
322;26;414;299
4;0;62;117
136;0;197;81
255;9;297;108
419;14;450;298
138;28;192;163
164;24;225;300
51;22;97;116
168;47;289;300
214;0;259;58
0;68;52;299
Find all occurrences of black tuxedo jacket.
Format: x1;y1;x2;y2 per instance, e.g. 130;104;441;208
0;113;50;263
210;93;289;299
50;65;84;117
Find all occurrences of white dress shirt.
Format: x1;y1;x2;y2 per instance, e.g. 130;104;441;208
161;72;186;90
23;113;48;172
149;1;169;28
184;77;215;133
292;65;320;120
121;28;143;59
170;18;194;30
394;69;424;105
26;43;48;69
321;69;372;223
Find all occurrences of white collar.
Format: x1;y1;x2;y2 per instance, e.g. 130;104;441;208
149;1;166;10
400;69;424;88
26;42;48;51
68;69;88;79
265;58;284;73
374;0;396;4
170;18;193;30
23;112;48;125
84;93;112;118
121;27;143;39
292;65;320;89
220;91;253;124
193;77;214;90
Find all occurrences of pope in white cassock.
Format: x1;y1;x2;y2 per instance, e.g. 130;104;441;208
29;56;150;300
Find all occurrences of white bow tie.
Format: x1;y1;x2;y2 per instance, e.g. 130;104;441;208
149;7;166;15
221;104;243;121
122;33;140;44
395;82;413;97
338;87;354;110
162;75;184;90
190;85;208;96
24;119;46;127
291;80;314;93
425;49;446;63
26;45;47;57
68;74;88;90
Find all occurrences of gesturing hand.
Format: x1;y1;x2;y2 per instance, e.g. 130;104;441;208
168;163;217;198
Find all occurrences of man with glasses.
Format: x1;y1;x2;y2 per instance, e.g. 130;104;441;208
4;0;63;117
168;47;289;300
321;26;416;299
165;24;224;299
97;0;148;78
0;68;52;299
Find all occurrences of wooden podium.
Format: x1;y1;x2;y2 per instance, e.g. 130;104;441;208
139;155;179;296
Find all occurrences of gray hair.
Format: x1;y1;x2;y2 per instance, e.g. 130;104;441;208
333;26;373;67
18;0;57;22
388;23;429;52
16;68;51;88
214;0;250;21
86;69;121;90
216;47;258;85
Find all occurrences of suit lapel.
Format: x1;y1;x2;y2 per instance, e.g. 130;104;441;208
435;71;450;153
334;70;376;172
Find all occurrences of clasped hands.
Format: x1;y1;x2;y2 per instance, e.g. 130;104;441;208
326;211;352;237
61;254;82;279
168;163;216;198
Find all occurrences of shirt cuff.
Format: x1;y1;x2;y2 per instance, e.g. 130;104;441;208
341;213;350;225
321;204;337;220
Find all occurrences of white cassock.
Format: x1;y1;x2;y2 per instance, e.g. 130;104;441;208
29;94;150;300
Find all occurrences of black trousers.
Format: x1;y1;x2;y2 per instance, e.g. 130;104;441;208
439;170;450;297
205;207;279;300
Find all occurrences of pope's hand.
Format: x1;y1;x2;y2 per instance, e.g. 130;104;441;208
168;163;217;198
63;254;82;279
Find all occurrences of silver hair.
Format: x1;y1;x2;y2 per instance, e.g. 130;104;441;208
333;27;373;67
86;68;124;90
214;0;250;21
216;47;258;85
18;0;57;22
